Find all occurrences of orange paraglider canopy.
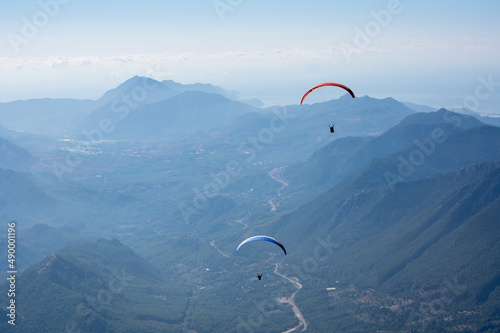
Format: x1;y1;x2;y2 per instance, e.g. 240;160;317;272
300;82;355;105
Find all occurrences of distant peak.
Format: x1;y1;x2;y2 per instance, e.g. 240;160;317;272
437;107;450;112
340;93;357;100
122;75;161;86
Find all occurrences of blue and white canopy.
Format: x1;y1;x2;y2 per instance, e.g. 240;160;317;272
236;235;287;255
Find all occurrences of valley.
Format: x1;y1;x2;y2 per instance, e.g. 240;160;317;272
1;77;499;332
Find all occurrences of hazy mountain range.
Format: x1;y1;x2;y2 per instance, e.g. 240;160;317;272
0;76;255;138
0;77;499;332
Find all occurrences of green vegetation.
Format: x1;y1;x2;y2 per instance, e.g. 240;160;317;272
1;100;500;332
0;239;190;333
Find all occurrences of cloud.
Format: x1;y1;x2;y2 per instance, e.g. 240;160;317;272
0;48;336;72
3;35;495;74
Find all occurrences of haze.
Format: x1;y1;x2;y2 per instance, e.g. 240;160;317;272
1;0;499;111
2;2;500;332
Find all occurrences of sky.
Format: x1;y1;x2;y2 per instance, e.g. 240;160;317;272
0;0;499;112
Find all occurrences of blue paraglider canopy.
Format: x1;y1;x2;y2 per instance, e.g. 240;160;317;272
236;235;287;255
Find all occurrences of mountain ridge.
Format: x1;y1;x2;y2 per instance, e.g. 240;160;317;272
0;238;190;332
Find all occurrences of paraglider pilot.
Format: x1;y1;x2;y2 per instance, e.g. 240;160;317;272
300;82;355;134
236;236;287;283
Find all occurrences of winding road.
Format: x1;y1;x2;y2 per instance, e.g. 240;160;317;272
274;264;308;332
210;240;229;257
268;167;289;212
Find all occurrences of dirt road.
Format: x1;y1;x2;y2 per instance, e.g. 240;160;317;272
274;264;308;332
268;167;289;211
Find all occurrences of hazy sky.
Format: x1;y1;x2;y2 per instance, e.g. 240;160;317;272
1;0;499;112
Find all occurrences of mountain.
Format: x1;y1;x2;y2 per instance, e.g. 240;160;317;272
163;97;427;227
179;110;500;332
403;101;437;113
251;113;500;330
183;95;420;168
284;109;484;190
0;123;63;154
96;76;242;108
0;136;37;171
79;76;260;141
398;107;482;128
267;162;500;331
78;76;177;135
297;95;415;135
0;223;88;272
268;118;500;249
3;80;499;332
0;123;13;139
161;79;240;101
373;124;500;186
0;239;190;332
451;107;500;128
95;76;178;107
0;169;57;224
61;239;164;280
0;98;95;136
1;77;257;139
403;102;500;128
92;90;259;140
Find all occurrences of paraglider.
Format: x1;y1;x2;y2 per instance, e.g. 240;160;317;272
300;82;355;105
236;236;286;281
236;235;287;255
300;82;355;133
